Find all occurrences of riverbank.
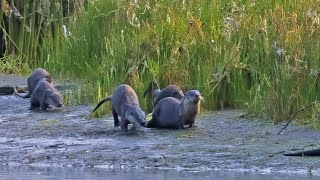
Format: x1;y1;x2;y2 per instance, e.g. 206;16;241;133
0;74;319;176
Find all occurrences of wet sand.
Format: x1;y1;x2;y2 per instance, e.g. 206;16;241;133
0;74;319;176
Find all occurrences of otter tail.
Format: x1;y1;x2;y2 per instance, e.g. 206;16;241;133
143;80;160;98
92;96;112;113
14;88;31;98
143;82;153;98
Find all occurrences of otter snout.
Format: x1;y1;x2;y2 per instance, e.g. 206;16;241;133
193;94;201;103
195;94;200;100
184;90;201;104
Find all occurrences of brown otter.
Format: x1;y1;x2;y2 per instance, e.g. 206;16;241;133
92;84;146;132
153;85;184;107
29;80;63;111
16;68;52;98
146;90;201;129
143;82;184;114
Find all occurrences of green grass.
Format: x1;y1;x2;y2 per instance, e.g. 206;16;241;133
1;0;320;125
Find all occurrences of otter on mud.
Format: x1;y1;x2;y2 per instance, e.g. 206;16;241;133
92;84;146;132
29;80;63;111
146;90;201;129
16;68;52;98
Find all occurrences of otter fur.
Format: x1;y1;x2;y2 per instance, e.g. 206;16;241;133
143;83;184;107
92;84;146;132
29;80;63;111
153;85;184;107
17;68;52;98
146;90;201;129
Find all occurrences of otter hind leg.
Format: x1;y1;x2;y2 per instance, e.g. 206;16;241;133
29;101;40;110
112;106;120;127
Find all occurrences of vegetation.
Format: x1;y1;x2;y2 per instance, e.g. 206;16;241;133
1;0;319;126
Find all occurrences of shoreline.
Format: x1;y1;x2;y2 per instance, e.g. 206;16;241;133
0;74;319;176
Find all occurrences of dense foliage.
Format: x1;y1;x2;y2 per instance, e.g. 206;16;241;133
1;0;319;126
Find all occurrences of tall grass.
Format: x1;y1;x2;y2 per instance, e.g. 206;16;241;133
1;0;320;125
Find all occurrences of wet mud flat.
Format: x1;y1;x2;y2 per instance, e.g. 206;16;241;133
0;74;320;176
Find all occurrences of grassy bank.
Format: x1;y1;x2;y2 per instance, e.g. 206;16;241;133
1;0;319;126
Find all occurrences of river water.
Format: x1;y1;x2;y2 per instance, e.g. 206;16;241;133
0;166;317;180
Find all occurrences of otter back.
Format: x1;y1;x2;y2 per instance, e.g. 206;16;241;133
153;85;184;107
18;68;52;98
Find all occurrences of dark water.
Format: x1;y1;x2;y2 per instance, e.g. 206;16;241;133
0;166;317;180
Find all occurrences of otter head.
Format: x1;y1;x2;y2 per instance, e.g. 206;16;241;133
47;91;63;108
184;90;202;104
125;107;146;128
179;90;202;117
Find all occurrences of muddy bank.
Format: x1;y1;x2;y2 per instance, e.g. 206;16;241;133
0;74;320;176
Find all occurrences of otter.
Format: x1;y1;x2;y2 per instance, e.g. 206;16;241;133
146;90;201;129
143;83;184;114
29;80;63;111
16;68;52;98
153;85;184;107
92;84;146;132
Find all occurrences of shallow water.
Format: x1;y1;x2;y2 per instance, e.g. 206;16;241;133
0;166;317;180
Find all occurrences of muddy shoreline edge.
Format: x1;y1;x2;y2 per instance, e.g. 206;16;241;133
0;74;320;176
